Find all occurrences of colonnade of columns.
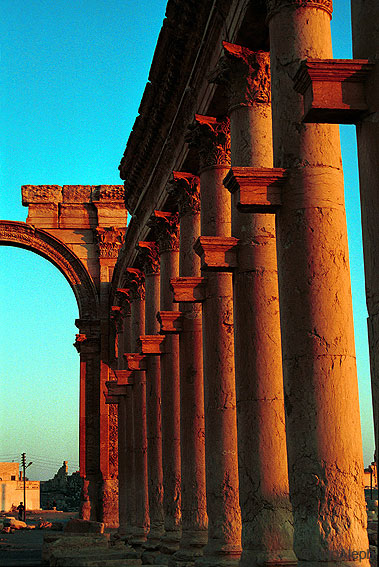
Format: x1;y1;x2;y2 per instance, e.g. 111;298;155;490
107;1;370;566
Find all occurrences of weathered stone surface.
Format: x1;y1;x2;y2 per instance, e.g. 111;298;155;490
64;519;105;533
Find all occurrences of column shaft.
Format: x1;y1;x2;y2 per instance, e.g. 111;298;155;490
160;246;182;553
145;267;165;550
130;293;150;544
168;174;208;566
268;1;369;562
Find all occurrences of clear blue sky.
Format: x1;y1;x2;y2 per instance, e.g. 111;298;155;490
0;0;374;482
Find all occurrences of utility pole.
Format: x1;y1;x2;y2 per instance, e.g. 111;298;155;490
21;453;32;522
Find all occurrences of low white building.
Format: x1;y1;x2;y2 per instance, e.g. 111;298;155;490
0;462;40;512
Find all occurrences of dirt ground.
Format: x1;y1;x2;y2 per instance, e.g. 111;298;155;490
0;510;77;567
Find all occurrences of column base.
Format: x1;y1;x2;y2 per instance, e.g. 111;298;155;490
239;550;298;567
101;478;119;528
168;529;208;566
195;550;241;567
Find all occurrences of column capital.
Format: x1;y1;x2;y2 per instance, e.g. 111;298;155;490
210;42;271;110
147;211;180;254
185;115;231;170
157;311;183;334
94;226;124;259
110;306;124;332
115;288;131;312
166;172;200;218
136;241;160;275
266;0;333;20
74;319;101;353
124;268;146;301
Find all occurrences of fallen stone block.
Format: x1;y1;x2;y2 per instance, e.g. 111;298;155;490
64;518;104;534
4;518;27;529
42;533;110;565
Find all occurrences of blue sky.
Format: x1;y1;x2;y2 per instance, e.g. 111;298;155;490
0;0;374;482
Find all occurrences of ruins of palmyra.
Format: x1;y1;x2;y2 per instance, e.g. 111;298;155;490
1;0;378;565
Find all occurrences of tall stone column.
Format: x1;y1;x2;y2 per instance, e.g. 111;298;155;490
148;212;182;560
125;268;150;545
163;173;207;566
114;291;133;538
186;115;242;567
212;43;295;567
74;319;101;523
266;0;369;562
137;241;165;555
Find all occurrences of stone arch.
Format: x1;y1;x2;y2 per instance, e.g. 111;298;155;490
0;221;99;320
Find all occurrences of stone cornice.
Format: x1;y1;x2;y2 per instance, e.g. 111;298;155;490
210;42;271;110
136;241;160;275
166;171;200;218
266;0;333;20
148;211;180;254
185;115;231;170
118;0;215;212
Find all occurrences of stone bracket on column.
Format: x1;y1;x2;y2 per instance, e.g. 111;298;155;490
124;353;147;371
112;369;134;385
105;381;131;402
293;58;374;124
157;311;184;334
223;167;286;213
138;334;165;355
170;277;207;303
193;236;239;271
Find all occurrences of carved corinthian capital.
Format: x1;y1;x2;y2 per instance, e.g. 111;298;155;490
185;115;231;170
266;0;333;19
124;268;146;301
136;241;160;275
94;227;124;259
210;42;271;110
166;172;200;218
147;211;180;254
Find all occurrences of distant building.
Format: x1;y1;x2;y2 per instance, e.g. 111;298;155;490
0;462;40;511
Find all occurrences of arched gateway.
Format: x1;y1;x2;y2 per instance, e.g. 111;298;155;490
0;184;127;527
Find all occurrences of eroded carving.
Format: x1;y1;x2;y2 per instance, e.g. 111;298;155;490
148;211;180;254
95;227;124;259
124;268;146;301
185;115;231;169
210;43;271;109
136;241;160;275
166;172;200;217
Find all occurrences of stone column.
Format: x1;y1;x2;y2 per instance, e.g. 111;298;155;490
148;212;182;560
267;0;369;562
125;268;150;545
186;115;242;567
164;173;208;566
74;319;101;523
114;291;133;538
211;43;295;567
137;241;165;556
116;289;136;539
